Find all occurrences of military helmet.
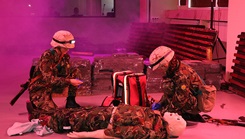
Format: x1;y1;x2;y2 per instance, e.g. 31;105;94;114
50;30;75;49
149;46;174;71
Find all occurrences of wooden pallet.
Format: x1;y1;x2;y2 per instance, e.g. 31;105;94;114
126;23;217;60
229;32;245;97
162;24;217;60
127;23;165;58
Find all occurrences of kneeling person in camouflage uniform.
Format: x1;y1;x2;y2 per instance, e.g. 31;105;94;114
149;46;206;121
28;30;83;112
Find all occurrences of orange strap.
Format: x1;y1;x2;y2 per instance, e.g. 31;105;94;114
29;75;42;85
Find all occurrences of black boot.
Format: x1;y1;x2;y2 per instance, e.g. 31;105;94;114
26;100;34;121
65;96;80;108
182;113;206;123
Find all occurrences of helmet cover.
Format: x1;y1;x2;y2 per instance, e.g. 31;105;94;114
50;30;75;49
149;46;174;71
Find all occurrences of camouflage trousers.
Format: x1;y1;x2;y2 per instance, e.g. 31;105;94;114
31;106;113;133
28;67;82;111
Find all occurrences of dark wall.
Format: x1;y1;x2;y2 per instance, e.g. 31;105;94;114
0;0;140;56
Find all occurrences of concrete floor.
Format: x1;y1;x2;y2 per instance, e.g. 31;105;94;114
1;54;245;139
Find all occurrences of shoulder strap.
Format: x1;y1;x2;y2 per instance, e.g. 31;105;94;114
29;74;42;85
202;114;245;127
49;48;63;63
135;76;143;106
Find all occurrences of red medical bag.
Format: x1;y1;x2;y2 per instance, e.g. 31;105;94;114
101;70;149;107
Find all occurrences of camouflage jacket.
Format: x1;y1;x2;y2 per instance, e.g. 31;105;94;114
28;47;72;94
32;104;168;139
159;61;204;115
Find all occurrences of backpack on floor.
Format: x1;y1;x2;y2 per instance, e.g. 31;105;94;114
101;70;149;107
197;85;217;112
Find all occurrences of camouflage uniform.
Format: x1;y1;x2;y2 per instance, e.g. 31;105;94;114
28;47;82;111
32;104;168;139
159;57;204;115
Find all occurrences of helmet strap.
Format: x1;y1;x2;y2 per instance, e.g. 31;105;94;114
148;50;172;69
52;38;75;44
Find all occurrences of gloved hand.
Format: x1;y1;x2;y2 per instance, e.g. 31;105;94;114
151;102;161;110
